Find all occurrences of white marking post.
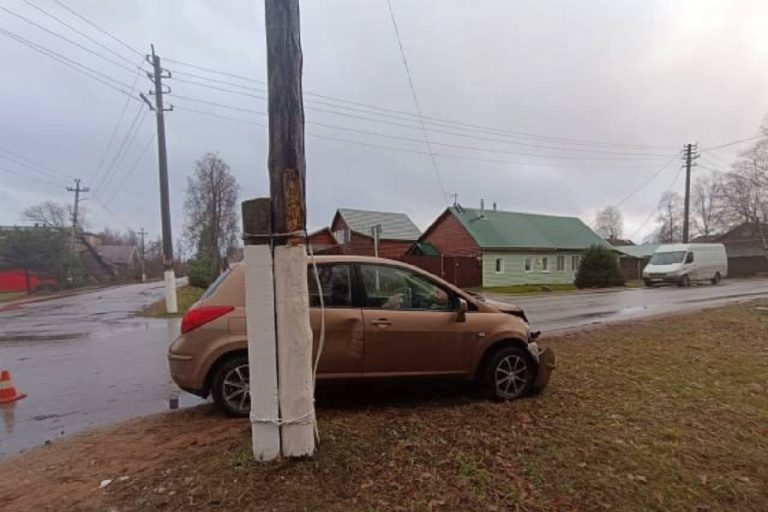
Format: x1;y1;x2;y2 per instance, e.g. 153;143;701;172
245;243;281;461
163;269;177;314
274;243;315;456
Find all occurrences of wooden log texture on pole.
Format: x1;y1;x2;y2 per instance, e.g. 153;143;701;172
265;0;315;457
242;198;281;461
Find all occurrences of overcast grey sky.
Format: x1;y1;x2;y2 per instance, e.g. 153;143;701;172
1;0;767;244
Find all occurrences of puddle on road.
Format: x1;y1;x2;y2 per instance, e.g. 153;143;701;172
0;332;87;343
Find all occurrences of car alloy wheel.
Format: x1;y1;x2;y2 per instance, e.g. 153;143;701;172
222;364;250;415
494;352;529;399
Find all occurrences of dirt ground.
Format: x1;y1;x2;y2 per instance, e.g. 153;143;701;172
1;301;766;512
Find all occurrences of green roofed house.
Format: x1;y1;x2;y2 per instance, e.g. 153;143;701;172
420;206;613;287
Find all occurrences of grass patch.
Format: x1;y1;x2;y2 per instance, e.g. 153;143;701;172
480;283;578;294
0;291;26;303
140;285;204;317
106;301;768;511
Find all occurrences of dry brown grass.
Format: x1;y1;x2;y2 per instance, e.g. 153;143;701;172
2;301;766;512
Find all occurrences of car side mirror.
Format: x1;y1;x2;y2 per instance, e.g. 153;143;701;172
685;253;694;264
457;298;468;322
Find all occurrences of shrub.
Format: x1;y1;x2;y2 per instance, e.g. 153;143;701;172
187;257;217;289
574;244;625;289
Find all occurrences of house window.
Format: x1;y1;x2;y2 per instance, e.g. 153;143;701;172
541;257;549;272
557;255;565;272
495;257;504;273
572;255;581;271
524;257;533;272
334;228;349;243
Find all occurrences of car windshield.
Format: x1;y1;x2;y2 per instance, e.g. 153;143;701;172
649;251;686;265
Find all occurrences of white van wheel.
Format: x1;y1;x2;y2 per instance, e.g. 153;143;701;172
711;272;721;285
679;274;690;287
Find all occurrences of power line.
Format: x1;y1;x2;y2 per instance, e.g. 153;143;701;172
0;2;138;74
629;165;686;241
700;135;763;151
173;104;669;170
616;155;679;207
0;166;64;189
0;144;69;182
19;0;137;66
90;63;146;185
165;56;679;151
171;87;673;160
172;94;673;162
49;0;143;58
102;130;155;204
0;26;139;97
92;103;147;196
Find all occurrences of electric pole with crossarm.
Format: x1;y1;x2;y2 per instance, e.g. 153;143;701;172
140;45;177;313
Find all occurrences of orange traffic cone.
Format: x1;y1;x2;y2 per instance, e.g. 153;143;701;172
0;370;26;404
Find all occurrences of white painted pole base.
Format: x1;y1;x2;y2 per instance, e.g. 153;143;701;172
245;245;281;461
164;269;178;314
274;244;316;457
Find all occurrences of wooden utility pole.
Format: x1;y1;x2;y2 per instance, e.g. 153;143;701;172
140;45;177;313
682;143;698;243
66;178;89;282
243;0;314;461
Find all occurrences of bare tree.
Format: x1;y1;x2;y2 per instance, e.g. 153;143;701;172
183;152;240;271
653;191;684;243
714;117;766;224
22;201;71;230
594;205;624;240
691;171;723;238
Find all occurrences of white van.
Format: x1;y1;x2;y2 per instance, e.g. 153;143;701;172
642;243;728;287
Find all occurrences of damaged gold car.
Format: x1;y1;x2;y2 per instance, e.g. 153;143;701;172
169;256;555;416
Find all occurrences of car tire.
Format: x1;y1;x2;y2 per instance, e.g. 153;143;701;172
679;274;690;287
211;354;250;417
481;345;536;401
711;272;721;285
644;280;655;288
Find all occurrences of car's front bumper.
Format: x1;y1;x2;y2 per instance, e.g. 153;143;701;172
532;346;555;392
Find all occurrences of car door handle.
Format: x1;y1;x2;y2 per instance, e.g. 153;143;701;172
371;319;392;327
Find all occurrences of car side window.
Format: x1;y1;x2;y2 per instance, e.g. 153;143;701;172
308;264;353;307
360;264;453;311
685;252;694;263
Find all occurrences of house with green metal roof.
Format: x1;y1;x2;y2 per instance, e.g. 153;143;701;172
420;206;613;287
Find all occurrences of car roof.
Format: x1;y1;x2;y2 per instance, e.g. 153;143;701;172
232;255;410;266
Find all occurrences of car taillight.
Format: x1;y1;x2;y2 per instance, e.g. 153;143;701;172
181;306;234;334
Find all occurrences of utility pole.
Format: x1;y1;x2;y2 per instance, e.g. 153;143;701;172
138;228;147;282
371;224;382;258
140;45;177;313
243;0;313;461
682;143;698;243
66;178;89;282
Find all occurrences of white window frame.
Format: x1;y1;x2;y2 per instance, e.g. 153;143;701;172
572;255;581;271
541;256;550;273
494;257;504;274
557;254;565;272
524;257;533;273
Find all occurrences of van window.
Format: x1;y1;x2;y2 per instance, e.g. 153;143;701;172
685;252;694;264
649;251;686;265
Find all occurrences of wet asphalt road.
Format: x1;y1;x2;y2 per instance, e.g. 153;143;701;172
1;277;766;458
490;278;768;332
0;280;200;458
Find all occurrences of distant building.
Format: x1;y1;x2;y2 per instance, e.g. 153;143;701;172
693;223;768;276
329;208;421;258
614;244;660;281
420;206;611;287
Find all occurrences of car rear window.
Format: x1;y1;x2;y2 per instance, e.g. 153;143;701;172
200;267;232;301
